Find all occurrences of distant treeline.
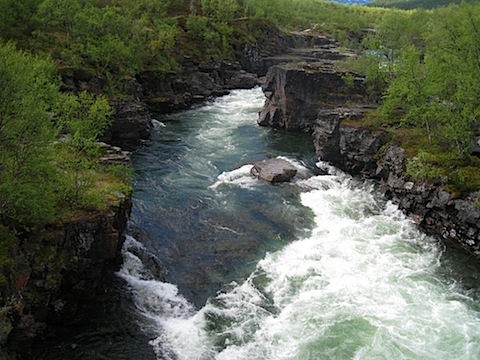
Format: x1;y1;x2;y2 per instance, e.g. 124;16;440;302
368;0;480;9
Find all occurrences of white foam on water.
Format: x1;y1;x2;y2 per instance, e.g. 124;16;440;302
210;164;257;189
121;168;480;359
210;156;312;190
124;89;480;359
151;119;166;128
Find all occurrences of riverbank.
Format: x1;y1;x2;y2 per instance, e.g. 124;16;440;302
256;36;480;258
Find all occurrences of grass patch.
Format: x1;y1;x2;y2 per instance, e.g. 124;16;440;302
405;148;480;193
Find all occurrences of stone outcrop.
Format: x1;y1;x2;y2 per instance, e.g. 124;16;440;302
258;61;366;131
137;60;259;115
239;30;349;76
313;109;388;176
97;142;132;166
61;28;342;148
251;158;298;184
101;98;152;150
377;146;480;256
3;193;131;359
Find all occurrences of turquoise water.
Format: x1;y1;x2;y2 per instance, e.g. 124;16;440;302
119;88;480;360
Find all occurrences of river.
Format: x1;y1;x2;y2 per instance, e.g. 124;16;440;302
118;87;480;359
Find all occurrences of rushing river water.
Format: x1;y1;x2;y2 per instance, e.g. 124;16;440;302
118;88;480;360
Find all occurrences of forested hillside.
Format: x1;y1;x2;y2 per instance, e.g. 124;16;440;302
0;0;478;244
0;0;384;230
0;0;478;236
0;0;385;85
344;1;480;193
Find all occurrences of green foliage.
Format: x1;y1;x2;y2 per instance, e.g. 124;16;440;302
380;46;435;135
2;0;386;87
405;151;446;181
55;153;100;210
55;91;113;155
185;15;233;60
32;0;180;84
448;166;480;193
343;8;429;95
345;2;480;192
361;3;480;155
0;42;61;226
0;41;129;229
200;0;240;20
242;0;384;35
406;150;480;192
341;72;356;89
52;91;120;209
0;0;42;37
424;3;480;155
106;163;134;183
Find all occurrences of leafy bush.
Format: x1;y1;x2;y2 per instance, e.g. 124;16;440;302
0;42;129;229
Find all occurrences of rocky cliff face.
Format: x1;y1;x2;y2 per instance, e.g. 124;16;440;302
259;62;366;131
315;115;480;256
63;29;340;149
3;198;131;359
257;35;480;258
137;60;258;115
257;34;366;131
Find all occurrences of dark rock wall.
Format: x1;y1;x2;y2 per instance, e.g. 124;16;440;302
4;199;131;359
259;62;365;131
317;118;480;256
137;60;258;115
100;98;152;150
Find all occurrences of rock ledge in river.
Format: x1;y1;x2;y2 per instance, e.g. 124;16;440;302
251;158;297;184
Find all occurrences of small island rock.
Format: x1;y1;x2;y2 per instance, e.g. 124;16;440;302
251;158;297;184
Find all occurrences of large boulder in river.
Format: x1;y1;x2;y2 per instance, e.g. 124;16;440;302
251;158;297;184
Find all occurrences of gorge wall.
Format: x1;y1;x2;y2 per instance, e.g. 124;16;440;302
2;27;311;358
2;193;132;359
78;29;344;149
257;39;480;258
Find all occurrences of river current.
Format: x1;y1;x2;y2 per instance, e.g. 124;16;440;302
118;88;480;359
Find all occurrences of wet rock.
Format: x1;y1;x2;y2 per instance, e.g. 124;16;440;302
5;198;132;359
103;99;152;150
251;158;297;184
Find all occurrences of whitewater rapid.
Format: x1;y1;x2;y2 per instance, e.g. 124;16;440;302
119;88;480;360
